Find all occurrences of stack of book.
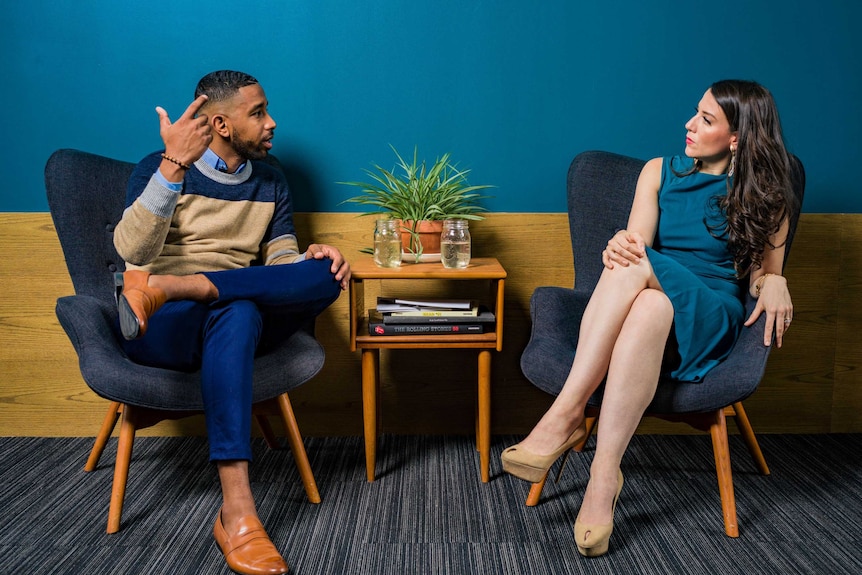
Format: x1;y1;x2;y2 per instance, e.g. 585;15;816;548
367;297;496;336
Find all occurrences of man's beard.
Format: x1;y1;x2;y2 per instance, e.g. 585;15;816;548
231;130;268;161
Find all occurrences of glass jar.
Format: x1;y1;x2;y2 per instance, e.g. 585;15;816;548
440;219;471;269
373;218;402;267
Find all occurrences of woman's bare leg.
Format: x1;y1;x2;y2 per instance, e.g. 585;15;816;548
576;288;673;532
517;258;664;455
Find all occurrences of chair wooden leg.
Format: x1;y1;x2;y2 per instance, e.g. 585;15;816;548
277;393;321;504
255;414;281;449
709;408;739;538
107;404;138;534
526;473;549;507
85;401;123;472
524;413;599;507
729;401;770;475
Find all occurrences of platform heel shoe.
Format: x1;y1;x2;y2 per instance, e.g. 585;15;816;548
574;470;624;557
500;421;588;483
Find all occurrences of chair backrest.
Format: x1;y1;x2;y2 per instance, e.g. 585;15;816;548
783;154;806;262
45;149;133;306
566;150;806;288
566;151;644;292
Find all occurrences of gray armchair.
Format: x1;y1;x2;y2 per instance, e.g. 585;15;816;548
45;148;324;533
520;150;805;537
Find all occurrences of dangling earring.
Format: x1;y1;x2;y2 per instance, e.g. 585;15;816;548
728;147;736;177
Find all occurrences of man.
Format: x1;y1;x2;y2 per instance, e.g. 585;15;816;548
113;70;350;575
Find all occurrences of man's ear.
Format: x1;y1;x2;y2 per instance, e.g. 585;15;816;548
211;113;231;138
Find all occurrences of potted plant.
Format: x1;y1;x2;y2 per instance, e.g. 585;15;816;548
339;146;493;262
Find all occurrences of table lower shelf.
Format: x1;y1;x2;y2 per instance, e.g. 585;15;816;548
356;321;499;348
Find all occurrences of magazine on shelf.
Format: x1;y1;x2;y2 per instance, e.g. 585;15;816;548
376;297;475;312
386;305;481;318
380;307;496;324
367;310;490;335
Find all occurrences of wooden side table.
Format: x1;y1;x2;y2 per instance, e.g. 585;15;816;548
349;256;507;482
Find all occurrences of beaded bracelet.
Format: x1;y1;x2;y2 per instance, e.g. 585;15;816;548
160;153;191;170
754;273;774;297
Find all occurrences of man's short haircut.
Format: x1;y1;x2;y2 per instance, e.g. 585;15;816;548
194;70;259;105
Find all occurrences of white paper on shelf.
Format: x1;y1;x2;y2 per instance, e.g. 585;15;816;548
376;297;474;311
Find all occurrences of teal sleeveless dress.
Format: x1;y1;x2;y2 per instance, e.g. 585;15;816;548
645;156;745;382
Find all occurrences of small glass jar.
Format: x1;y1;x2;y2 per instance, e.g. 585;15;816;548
440;219;471;269
373;219;402;268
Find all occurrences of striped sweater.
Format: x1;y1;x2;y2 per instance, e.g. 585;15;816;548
114;151;302;275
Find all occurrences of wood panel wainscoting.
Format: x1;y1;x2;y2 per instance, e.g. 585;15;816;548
1;212;859;437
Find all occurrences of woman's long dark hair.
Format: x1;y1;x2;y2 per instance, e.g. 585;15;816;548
679;80;799;277
707;80;797;277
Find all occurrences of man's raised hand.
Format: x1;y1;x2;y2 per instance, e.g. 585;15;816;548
156;94;212;168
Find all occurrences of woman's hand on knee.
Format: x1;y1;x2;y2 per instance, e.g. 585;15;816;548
603;230;646;269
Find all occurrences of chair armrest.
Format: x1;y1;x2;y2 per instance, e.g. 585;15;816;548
528;287;591;346
55;295;125;358
55;295;179;406
520;287;592;396
697;295;772;397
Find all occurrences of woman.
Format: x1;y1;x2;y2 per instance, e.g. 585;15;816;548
501;80;797;557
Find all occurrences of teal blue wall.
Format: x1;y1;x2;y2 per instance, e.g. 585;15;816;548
3;0;859;213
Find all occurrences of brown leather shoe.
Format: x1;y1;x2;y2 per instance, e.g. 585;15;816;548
213;509;289;575
115;270;166;340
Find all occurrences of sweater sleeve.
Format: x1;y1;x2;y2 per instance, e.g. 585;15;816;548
259;162;303;265
113;152;180;266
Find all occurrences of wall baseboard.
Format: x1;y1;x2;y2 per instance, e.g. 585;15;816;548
1;212;858;437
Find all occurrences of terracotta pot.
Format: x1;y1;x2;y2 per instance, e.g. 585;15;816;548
398;219;443;256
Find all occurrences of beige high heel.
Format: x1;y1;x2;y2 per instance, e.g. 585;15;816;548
500;421;588;483
574;470;624;557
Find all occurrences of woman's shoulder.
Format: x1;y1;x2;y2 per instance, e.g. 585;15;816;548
641;155;693;174
663;155;695;172
640;156;694;197
658;155;698;185
640;157;664;181
639;156;698;194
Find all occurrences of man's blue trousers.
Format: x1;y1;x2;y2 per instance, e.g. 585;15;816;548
121;258;341;461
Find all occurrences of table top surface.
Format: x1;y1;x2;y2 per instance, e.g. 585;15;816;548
350;256;507;280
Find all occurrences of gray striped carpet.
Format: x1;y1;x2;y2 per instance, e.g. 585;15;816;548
1;434;861;574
